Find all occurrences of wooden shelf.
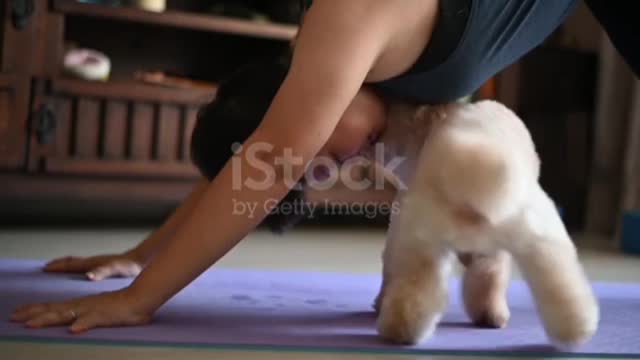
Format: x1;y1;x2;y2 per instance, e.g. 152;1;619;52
45;159;200;179
51;77;217;105
0;174;194;203
53;0;298;41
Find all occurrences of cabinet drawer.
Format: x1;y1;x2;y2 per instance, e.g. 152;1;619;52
28;79;216;179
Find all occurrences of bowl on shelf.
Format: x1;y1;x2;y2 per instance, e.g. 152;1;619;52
130;0;166;12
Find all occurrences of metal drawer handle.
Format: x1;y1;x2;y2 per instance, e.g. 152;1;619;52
12;0;35;30
32;103;56;145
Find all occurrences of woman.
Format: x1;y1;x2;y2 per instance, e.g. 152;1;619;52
11;0;637;334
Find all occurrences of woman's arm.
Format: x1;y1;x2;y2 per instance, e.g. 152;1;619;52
127;0;395;312
129;179;210;265
42;179;210;281
12;0;399;332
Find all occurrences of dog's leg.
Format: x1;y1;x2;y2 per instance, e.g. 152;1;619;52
377;246;453;345
373;243;391;314
504;184;599;347
376;198;453;345
374;193;404;314
459;251;511;329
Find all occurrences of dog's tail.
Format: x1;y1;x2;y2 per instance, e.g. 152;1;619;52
423;116;537;226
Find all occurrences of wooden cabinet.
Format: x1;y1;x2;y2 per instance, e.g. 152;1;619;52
0;0;288;213
0;74;16;166
24;0;294;182
0;0;395;223
27;78;210;179
0;0;35;169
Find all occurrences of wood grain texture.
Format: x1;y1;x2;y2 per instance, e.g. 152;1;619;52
0;1;5;69
586;39;631;234
0;91;11;158
130;103;155;161
53;0;298;41
53;78;216;105
0;73;15;88
74;98;101;158
0;0;37;168
31;4;65;77
46;159;199;178
103;100;127;159
53;97;72;158
156;104;181;161
182;107;198;161
0;174;196;203
621;82;640;212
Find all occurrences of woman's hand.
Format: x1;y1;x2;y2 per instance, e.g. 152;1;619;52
43;252;144;281
41;180;210;283
10;288;152;334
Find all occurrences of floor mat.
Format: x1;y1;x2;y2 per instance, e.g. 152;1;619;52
1;259;639;358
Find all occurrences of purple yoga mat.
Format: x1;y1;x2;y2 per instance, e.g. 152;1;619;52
1;259;639;357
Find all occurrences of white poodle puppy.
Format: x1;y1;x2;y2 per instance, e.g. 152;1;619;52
367;100;599;347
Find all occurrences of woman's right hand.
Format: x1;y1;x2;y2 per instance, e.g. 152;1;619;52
43;251;144;281
12;287;153;333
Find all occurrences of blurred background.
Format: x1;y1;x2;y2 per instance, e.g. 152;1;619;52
0;0;638;252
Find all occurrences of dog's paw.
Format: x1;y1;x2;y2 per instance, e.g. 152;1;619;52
532;288;599;347
376;290;444;345
544;302;599;347
377;305;441;345
466;297;510;329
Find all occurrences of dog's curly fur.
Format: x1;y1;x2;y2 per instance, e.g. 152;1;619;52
369;100;599;347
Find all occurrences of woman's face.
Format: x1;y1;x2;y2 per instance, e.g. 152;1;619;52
318;87;387;164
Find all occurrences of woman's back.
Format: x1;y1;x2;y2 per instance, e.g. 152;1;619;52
357;0;580;103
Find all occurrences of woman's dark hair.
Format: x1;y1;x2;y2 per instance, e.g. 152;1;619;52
190;55;307;233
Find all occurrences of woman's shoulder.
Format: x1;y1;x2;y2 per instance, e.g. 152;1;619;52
304;0;436;30
301;0;440;82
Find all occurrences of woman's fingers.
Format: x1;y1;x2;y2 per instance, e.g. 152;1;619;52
12;290;153;334
43;256;77;271
11;304;50;322
13;303;76;328
86;264;119;281
69;312;102;334
44;255;142;281
13;303;108;334
86;261;142;281
44;256;94;272
26;308;76;329
68;307;150;334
